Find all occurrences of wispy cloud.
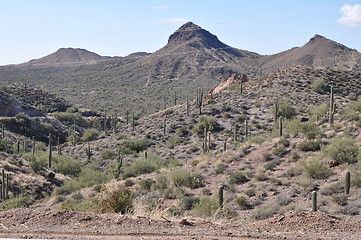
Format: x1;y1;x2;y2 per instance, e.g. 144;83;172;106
151;5;169;9
338;4;361;27
162;18;188;23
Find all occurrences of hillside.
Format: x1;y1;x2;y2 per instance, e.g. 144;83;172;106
0;64;360;239
27;48;109;65
0;22;360;116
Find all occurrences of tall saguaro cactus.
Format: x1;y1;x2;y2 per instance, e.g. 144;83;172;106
345;171;351;195
279;116;283;137
329;86;335;124
218;184;224;209
48;133;52;169
186;95;189;116
196;88;203;114
0;124;4;139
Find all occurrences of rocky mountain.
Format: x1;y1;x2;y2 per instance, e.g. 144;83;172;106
261;34;361;73
26;48;109;65
0;22;360;115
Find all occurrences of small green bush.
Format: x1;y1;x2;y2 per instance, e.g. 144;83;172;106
119;139;149;155
229;171;249;184
324;137;359;165
308;103;328;121
300;158;333;179
236;196;252;210
99;187;134;214
100;149;116;160
171;169;191;187
179;196;200;210
138;178;156;191
311;78;327;94
176;127;189;137
191;197;220;217
123;154;167;177
298;140;321;152
81;128;99;142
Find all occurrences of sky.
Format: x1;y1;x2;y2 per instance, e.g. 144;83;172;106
0;0;360;66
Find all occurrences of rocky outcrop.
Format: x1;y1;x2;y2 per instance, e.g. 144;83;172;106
210;73;248;94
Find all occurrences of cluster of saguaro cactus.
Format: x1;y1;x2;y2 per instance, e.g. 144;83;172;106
196;88;203;114
0;169;9;200
85;142;93;160
311;171;352;211
329;86;335;124
202;126;212;152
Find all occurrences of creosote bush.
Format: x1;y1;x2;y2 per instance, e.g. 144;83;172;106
81;128;99;142
99;187;134;214
324;137;359;165
300;158;333;180
229;171;249;184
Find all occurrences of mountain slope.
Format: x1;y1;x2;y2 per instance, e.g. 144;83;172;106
260;34;361;73
27;48;109;65
0;22;360;115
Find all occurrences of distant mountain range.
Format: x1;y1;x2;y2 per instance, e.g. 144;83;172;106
0;22;360;115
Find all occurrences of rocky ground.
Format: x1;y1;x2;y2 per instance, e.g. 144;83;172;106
0;208;360;239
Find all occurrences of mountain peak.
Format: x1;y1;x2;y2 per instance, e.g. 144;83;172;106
167;22;226;49
28;47;106;65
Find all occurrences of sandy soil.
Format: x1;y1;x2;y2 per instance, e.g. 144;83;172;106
0;208;360;239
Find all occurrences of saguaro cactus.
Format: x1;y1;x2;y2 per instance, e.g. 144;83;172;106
0;124;4;139
279;116;283;137
218;184;224;209
223;141;227;152
85;142;93;160
329;86;334;124
48;133;52;169
126;110;129;124
245;119;249;140
163;118;166;136
345;171;351;195
196;88;203;114
32;136;35;155
57;137;61;155
186;95;189;116
312;190;317;212
174;91;178;105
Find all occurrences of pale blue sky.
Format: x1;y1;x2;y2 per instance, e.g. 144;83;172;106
0;0;360;65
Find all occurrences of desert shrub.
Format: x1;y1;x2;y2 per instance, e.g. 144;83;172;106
124;179;134;187
300;158;333;179
311;78;327;94
0;195;30;211
99;187;134;214
236;196;252;210
188;173;205;189
298;140;321;152
167;136;183;149
0;138;11;152
229;171;249;184
56;168;111;195
215;164;227;174
81;128;99;142
191;197;220;217
285;119;321;139
100;149;116;160
275;194;293;206
308;103;328;121
324;137;359;165
273;145;287;157
52;112;87;126
179;196;200;210
331;193;348;206
23;152;82;176
263;153;273;161
138;178;156;191
123;154;167;177
119;139;149;155
273;103;297;120
155;174;168;190
176;127;189;137
171;169;191;187
254;172;268;181
245;188;256;197
252;204;278;220
170;169;204;189
247;136;265;145
193;116;223;137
